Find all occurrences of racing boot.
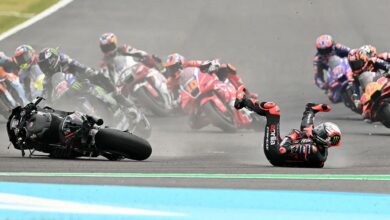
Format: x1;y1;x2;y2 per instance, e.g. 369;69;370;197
305;103;331;113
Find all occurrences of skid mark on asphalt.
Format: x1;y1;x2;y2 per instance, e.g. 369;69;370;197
0;182;390;220
1;172;390;180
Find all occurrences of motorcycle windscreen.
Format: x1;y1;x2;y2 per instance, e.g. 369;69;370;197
179;68;201;99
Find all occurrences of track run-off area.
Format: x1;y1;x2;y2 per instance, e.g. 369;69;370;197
0;0;390;218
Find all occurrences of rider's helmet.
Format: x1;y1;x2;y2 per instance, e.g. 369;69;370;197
99;33;118;55
360;45;377;59
162;53;185;78
200;59;221;74
14;44;36;70
348;45;377;74
37;48;61;75
313;122;342;147
315;34;335;56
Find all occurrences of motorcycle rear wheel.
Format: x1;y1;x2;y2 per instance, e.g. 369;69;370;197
95;128;152;161
203;102;236;133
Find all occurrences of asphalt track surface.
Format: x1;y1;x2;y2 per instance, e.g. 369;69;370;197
0;0;390;193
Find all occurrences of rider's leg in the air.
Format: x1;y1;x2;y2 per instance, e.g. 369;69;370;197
234;86;283;165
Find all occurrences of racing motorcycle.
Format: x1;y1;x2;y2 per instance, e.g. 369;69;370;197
50;72;152;139
7;97;152;160
110;55;173;117
179;67;255;132
359;71;390;128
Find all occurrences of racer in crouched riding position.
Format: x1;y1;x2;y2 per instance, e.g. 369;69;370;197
347;45;390;112
38;48;134;109
37;47;143;123
234;86;341;168
313;34;350;90
163;53;260;129
14;45;45;101
37;48;107;101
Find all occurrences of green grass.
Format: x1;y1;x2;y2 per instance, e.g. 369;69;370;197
0;0;58;34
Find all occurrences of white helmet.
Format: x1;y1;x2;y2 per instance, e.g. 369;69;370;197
313;122;341;147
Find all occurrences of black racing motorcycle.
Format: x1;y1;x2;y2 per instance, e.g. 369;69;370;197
7;97;152;161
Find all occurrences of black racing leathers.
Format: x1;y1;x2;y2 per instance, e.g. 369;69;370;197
235;98;328;168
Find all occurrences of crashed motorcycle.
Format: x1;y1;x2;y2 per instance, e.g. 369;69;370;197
359;71;390;128
180;67;256;132
7;97;152;160
50;72;151;139
110;55;173;117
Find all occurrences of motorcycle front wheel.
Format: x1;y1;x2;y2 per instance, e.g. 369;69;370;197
95;128;152;161
134;87;171;117
203;102;237;133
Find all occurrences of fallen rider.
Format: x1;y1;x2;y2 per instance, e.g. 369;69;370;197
234;86;341;168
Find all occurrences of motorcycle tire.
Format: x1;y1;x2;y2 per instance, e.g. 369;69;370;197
203;102;237;133
134;87;171;117
379;104;390;128
95;128;152;161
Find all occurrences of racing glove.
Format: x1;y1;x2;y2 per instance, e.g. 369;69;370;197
305;103;331;113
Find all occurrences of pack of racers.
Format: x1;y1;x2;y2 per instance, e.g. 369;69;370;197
2;32;389;168
161;53;260;130
313;34;390;122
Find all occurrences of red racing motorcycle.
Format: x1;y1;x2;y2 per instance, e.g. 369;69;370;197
359;71;390;128
179;67;254;132
112;55;173;117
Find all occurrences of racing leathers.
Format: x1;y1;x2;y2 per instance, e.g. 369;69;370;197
314;43;350;90
42;53;101;102
99;45;168;113
234;89;331;168
41;53;138;117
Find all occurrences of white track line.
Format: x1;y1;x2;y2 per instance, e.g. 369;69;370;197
0;0;74;42
0;193;185;217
